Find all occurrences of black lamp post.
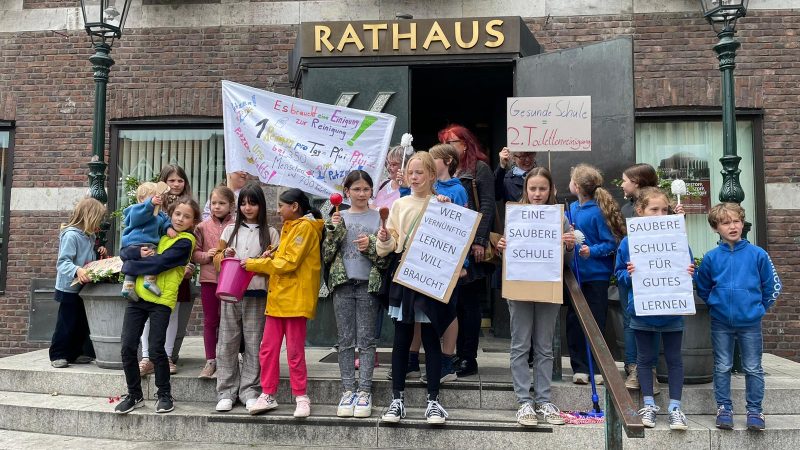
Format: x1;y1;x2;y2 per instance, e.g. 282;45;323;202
699;0;748;205
79;0;131;247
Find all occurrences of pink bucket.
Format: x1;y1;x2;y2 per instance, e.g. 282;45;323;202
216;258;255;303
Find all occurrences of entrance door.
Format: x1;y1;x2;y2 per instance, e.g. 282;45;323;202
302;66;409;146
514;37;635;200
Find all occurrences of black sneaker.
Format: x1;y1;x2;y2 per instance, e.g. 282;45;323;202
114;395;144;414
456;358;478;378
155;394;174;413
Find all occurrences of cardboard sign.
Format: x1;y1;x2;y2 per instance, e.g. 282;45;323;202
393;198;481;303
502;203;565;303
222;80;396;198
506;96;592;152
628;215;695;316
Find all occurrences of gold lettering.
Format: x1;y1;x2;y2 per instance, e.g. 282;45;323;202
455;20;479;49
485;19;505;48
392;22;417;50
422;20;451;50
362;23;388;51
315;25;334;52
337;23;365;51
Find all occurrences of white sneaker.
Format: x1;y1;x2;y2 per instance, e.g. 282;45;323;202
638;404;660;428
381;398;405;423
425;397;448;425
294;395;311;418
516;403;538;427
353;391;373;418
536;402;566;425
245;398;257;411
215;398;233;412
249;393;278;415
669;408;689;430
336;391;356;417
594;374;604;385
572;373;589;384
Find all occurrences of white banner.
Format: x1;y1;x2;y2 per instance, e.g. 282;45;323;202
394;198;480;303
628;215;695;316
503;204;562;282
506;96;592;152
221;80;396;198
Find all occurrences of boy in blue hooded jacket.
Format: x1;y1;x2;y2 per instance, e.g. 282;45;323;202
695;202;781;432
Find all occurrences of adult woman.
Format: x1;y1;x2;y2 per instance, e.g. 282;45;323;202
494;147;537;203
437;124;496;377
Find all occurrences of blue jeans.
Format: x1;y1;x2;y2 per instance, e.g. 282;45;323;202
711;318;765;414
619;284;660;367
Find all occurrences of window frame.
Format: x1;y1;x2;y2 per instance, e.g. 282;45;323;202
0;121;14;294
108;117;223;251
634;108;766;250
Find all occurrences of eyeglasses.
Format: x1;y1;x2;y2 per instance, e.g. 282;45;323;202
446;139;462;145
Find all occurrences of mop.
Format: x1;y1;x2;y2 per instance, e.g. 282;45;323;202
561;204;604;425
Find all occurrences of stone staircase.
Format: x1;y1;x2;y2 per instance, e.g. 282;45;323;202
0;337;798;448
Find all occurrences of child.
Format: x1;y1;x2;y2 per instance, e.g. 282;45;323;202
496;167;574;426
49;198;107;368
245;188;323;418
411;144;468;384
618;163;660;393
615;187;695;430
202;171;247;221
192;185;236;379
377;151;454;425
696;203;781;431
120;182;174;299
211;183;279;412
324;170;388;418
114;197;200;415
567;164;626;385
139;164;193;376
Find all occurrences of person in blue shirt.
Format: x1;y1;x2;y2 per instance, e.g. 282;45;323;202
615;187;695;430
696;202;781;432
49;198;107;368
119;182;175;299
567;164;626;385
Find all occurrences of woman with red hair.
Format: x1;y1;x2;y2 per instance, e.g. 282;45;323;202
437;124;496;378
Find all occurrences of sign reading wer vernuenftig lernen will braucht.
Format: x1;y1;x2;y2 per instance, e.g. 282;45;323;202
393;198;481;303
628;214;695;316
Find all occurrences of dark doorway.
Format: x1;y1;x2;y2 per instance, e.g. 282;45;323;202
409;64;513;163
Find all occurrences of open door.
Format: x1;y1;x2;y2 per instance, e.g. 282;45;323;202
302;66;409;146
514;37;635;201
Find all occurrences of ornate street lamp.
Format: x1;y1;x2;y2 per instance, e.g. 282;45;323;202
79;0;131;246
699;0;748;205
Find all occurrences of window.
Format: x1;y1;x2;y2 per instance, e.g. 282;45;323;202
0;124;12;291
635;118;760;257
110;122;225;250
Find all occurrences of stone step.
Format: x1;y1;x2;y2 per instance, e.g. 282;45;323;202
2;346;799;416
1;390;798;449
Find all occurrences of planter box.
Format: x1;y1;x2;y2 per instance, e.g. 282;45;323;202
82;283;197;369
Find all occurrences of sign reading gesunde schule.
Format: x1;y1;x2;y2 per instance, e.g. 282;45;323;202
299;17;528;58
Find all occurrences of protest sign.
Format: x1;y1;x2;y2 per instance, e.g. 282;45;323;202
394;198;480;303
502;203;564;303
628;215;695;316
506;96;591;152
221;80;396;198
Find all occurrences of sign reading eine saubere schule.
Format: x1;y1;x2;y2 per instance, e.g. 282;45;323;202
299;17;533;58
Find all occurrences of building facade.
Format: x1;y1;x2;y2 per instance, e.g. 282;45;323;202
0;1;798;358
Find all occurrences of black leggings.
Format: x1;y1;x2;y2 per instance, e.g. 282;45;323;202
392;320;442;398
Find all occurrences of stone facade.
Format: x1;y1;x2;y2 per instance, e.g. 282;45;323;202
0;1;798;358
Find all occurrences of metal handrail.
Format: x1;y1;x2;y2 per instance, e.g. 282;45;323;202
564;269;644;446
